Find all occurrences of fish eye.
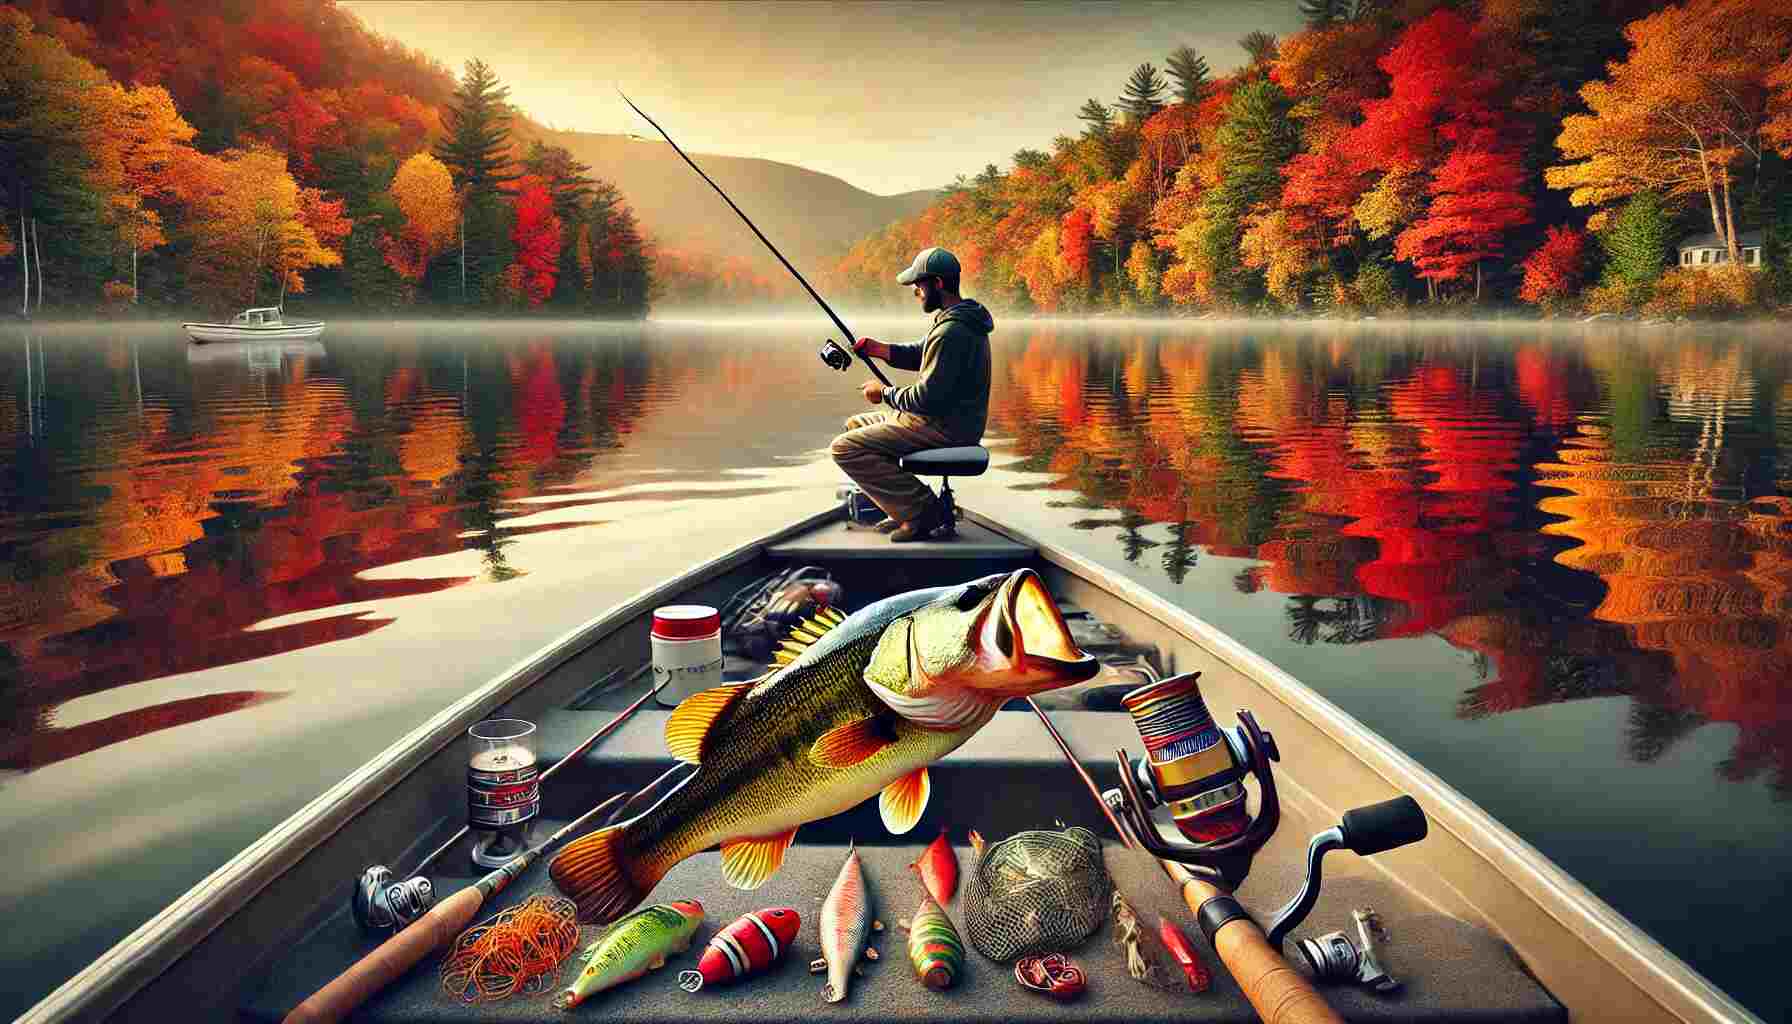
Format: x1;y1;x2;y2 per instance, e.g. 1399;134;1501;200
955;583;991;611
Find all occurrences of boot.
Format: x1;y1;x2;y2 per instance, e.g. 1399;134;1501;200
889;498;948;543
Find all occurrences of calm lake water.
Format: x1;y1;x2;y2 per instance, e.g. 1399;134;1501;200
2;319;1789;1019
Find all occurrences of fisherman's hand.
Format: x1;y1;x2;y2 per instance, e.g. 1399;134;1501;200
853;337;888;362
861;380;885;405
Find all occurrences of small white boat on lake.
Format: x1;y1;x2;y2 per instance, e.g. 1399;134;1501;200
183;306;325;344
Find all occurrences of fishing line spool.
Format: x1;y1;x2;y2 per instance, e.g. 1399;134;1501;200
1111;672;1281;888
352;865;436;933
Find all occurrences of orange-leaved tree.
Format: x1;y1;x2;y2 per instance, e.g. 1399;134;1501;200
381;151;459;286
1546;0;1792;263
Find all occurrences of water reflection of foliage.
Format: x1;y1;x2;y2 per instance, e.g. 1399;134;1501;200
989;329;1792;796
0;334;661;772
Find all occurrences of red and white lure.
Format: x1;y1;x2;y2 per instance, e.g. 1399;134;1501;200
678;907;802;992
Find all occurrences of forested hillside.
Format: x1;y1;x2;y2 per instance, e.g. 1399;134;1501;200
833;0;1792;319
0;0;920;316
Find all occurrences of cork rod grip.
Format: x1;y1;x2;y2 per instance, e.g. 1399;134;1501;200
1181;878;1343;1024
282;885;484;1024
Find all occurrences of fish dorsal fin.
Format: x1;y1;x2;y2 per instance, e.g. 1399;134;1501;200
811;715;897;768
665;680;754;763
771;606;847;666
880;766;931;835
719;828;799;889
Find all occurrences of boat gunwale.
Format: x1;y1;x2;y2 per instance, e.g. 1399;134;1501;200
966;509;1761;1024
18;506;841;1024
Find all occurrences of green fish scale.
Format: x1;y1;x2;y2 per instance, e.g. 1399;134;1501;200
571;905;699;990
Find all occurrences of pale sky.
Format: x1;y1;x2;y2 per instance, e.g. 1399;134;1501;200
341;0;1305;195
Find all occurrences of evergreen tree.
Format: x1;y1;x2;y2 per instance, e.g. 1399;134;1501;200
1600;191;1671;287
522;142;596;222
1077;98;1114;139
1239;31;1280;65
1299;0;1350;28
1165;45;1210;105
433;59;517;198
1199;79;1298;306
1117;63;1168;123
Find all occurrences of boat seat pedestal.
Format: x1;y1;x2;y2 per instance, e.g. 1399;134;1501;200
898;445;989;538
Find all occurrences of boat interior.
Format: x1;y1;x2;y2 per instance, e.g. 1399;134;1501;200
61;487;1752;1023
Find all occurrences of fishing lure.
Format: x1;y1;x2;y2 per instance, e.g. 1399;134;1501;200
678;907;801;992
1015;954;1087;1001
1157;917;1212;993
907;894;965;990
555;900;703;1009
810;844;873;1003
910;828;958;905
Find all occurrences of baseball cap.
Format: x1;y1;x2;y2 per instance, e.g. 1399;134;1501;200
896;247;961;286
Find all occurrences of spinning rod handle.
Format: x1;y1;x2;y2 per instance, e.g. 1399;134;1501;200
283;885;485;1024
1175;874;1345;1024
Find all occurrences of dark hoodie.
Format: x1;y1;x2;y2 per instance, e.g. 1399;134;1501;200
882;299;995;442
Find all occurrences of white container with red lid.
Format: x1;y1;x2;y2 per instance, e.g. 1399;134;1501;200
651;604;723;706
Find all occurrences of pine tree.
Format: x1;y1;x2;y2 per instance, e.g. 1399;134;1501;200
1117;63;1168;123
1165;45;1210;105
1077;98;1114;139
433;59;517;198
1239;31;1280;66
1299;0;1349;28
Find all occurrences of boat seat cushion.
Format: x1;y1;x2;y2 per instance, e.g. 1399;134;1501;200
898;445;989;477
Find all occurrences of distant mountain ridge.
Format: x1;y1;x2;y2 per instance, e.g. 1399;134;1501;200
531;128;938;271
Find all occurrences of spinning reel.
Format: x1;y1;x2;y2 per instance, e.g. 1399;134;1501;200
1109;672;1282;889
352;864;436;933
1108;672;1431;990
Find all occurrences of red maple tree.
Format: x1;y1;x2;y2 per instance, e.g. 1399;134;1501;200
508;176;562;306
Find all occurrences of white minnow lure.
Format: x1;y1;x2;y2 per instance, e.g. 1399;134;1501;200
555;900;703;1009
810;843;873;1003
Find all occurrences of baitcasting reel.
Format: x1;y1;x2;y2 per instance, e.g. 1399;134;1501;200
819;338;854;372
1109;672;1282;889
352;864;436;933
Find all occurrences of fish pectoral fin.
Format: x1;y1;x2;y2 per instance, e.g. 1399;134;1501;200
879;765;931;835
664;679;758;763
811;715;897;768
719;828;800;889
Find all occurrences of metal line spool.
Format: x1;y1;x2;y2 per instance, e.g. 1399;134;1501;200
1110;671;1282;888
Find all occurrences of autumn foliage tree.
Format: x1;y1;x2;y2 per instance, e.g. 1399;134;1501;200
505;175;561;306
381;151;459;286
1519;225;1588;308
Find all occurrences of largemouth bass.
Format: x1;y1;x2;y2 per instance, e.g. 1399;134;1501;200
550;568;1098;924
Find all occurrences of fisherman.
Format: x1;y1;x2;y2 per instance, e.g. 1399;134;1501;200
832;246;994;542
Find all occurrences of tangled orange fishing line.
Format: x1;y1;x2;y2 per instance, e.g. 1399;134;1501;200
439;894;581;1003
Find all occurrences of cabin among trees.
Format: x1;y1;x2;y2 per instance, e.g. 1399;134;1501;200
1678;230;1764;269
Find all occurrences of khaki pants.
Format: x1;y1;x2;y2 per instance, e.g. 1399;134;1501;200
830;410;964;523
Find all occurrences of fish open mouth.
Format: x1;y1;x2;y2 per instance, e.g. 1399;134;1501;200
976;569;1100;696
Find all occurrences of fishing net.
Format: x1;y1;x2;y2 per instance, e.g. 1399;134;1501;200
963;827;1112;962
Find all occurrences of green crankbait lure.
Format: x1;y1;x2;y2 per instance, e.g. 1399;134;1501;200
555;900;703;1009
907;894;965;990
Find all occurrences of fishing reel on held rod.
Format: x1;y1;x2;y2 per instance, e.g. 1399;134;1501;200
819;338;855;373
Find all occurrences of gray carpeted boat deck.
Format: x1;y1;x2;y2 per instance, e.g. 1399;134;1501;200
243;832;1561;1022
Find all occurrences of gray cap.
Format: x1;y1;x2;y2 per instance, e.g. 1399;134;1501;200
896;246;961;285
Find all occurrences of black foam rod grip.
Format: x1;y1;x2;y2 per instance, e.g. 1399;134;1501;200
1341;795;1428;856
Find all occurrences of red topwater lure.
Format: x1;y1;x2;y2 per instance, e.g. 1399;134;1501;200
1157;917;1212;993
910;828;958;905
678;907;802;992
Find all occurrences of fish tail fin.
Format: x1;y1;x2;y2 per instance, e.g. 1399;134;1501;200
550;820;663;924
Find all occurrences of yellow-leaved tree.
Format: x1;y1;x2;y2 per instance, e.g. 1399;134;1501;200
182;146;342;310
382;151;460;288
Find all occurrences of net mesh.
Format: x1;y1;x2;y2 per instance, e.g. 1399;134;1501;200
963;827;1112;962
